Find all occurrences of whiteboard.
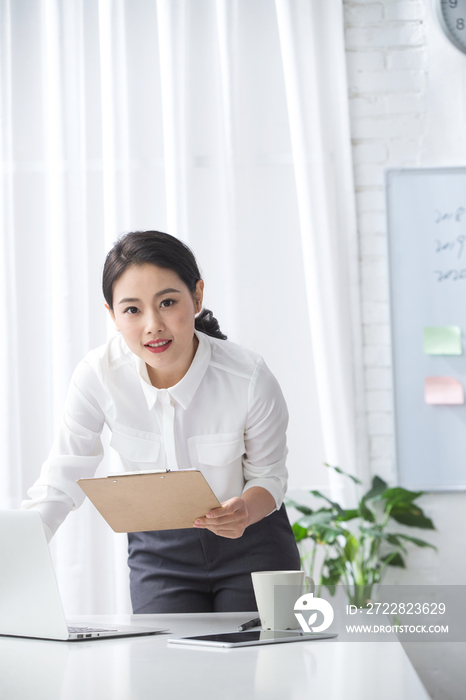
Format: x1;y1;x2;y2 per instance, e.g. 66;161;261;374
386;167;466;491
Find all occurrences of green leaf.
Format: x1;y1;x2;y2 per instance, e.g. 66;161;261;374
358;502;376;523
363;475;388;501
321;570;342;586
325;555;345;575
336;508;359;522
310;490;345;515
361;528;400;545
299;522;344;545
389;504;435;530
321;556;345;594
382;487;424;505
292;523;308;542
359;525;386;539
324;463;362;485
381;552;406;568
284;499;314;516
344;534;359;561
394;533;437;550
297;511;334;528
313;526;342;544
355;528;409;555
356;476;388;522
384;533;403;547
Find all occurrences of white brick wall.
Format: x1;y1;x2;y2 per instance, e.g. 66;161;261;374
345;23;424;49
343;10;466;696
343;0;428;484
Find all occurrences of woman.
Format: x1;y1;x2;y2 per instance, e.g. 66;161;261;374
22;231;300;613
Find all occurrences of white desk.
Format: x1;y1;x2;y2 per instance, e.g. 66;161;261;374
0;612;430;700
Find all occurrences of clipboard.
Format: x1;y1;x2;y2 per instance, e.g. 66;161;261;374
77;470;221;533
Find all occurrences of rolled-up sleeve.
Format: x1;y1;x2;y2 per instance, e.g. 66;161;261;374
21;360;106;537
241;358;289;509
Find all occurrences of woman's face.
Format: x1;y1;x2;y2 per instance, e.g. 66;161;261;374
107;263;204;388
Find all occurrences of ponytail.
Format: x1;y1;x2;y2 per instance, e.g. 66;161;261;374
195;308;227;340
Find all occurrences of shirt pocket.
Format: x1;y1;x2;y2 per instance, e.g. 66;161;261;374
192;431;246;467
109;424;162;468
188;431;246;502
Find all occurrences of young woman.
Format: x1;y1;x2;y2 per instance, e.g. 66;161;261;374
22;231;300;613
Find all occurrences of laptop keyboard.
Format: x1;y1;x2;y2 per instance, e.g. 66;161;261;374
68;626;118;634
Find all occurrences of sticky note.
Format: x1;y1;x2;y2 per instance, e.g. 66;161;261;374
424;377;464;405
423;326;462;355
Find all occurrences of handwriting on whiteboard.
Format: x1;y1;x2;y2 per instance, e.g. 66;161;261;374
433;209;466;281
435;208;465;224
433;269;466;282
435;235;465;259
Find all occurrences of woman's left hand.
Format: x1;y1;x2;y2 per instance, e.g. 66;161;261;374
194;497;249;539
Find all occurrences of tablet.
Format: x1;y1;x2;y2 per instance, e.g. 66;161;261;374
167;630;337;648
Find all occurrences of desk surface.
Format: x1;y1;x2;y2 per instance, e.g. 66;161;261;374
0;612;429;700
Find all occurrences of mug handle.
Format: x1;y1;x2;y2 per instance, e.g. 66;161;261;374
304;576;315;593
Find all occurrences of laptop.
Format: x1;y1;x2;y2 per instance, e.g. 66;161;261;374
0;510;168;641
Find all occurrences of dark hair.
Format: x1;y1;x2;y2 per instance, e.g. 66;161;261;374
102;231;227;340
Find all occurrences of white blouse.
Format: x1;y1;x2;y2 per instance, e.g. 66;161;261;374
21;330;289;538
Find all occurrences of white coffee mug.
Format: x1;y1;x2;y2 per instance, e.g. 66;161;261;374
251;570;315;630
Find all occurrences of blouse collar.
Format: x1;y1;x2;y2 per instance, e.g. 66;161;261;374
134;330;212;410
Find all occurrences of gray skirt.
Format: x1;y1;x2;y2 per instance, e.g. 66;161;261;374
127;504;301;613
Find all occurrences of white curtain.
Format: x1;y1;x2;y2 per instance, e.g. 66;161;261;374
0;0;366;614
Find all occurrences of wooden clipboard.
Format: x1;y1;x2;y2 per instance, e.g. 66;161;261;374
77;470;221;533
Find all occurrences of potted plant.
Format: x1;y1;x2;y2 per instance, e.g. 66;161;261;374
286;464;437;608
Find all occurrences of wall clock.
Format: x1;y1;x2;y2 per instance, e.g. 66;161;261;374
435;0;466;53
